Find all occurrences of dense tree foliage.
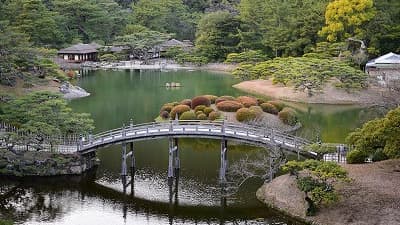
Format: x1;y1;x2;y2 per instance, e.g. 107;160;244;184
346;106;400;161
195;11;240;61
1;91;94;137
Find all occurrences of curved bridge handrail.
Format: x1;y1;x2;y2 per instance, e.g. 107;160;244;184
78;121;312;155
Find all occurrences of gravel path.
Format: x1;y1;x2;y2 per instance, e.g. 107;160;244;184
310;159;400;225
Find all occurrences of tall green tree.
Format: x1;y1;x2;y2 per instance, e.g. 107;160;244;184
53;0;126;44
132;0;198;40
195;11;240;61
114;26;170;61
3;0;63;47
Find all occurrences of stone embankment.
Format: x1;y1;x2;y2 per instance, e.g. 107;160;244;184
0;149;97;177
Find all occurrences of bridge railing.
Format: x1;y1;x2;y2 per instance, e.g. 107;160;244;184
79;120;311;153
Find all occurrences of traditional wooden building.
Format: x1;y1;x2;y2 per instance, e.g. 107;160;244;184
58;43;100;62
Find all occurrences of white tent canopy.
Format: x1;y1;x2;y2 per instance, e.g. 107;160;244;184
366;52;400;68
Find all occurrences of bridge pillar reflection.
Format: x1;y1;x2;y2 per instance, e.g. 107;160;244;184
121;142;135;195
168;138;179;184
219;139;228;184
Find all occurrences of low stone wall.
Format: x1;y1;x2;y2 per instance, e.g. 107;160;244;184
0;149;97;177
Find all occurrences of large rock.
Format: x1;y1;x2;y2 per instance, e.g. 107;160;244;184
256;174;309;218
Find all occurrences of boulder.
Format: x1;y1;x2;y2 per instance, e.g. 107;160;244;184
256;174;309;218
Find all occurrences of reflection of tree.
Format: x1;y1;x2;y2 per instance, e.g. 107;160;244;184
226;148;286;194
0;186;65;223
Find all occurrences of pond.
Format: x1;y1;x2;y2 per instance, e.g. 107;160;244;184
0;69;383;225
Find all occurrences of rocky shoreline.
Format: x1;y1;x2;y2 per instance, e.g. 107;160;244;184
256;160;400;225
0;149;97;177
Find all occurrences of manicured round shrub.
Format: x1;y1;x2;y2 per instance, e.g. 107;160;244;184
179;111;197;120
236;96;258;108
268;100;285;112
203;95;218;104
191;96;211;109
197;113;208;120
194;105;206;112
171;102;180;106
180;99;192;107
215;96;235;104
260;103;279;115
195;110;204;116
216;100;244;112
160;111;170;119
203;107;214;116
208;111;221;121
278;107;298;126
160;104;174;113
170;104;191;119
249;106;263;118
346;150;368;164
236;108;257;122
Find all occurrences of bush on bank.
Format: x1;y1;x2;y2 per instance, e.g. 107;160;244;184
278;107;298;126
191;96;211;109
260;103;279;115
169;105;191;119
216;100;244;112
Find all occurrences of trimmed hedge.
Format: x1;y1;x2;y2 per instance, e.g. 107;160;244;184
249;106;263;118
203;107;214;116
191;96;211;109
346;150;368;164
197;113;208;120
216;100;244;112
179;111;197;120
236;96;258;108
268;100;285;112
180;99;192;107
236;108;257;122
170;105;191;119
278;107;298;125
215;96;235;104
260;103;279;115
160;111;170;119
194;105;206;112
160;104;174;113
203;95;218;104
208;111;221;121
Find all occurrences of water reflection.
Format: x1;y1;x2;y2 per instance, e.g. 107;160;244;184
0;172;304;225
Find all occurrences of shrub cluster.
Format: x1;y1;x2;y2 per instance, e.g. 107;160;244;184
191;96;211;109
197;113;208;120
208;111;221;121
216;100;244;112
278;107;298;125
346;107;400;163
179;111;196;120
267;100;285;111
260;103;279;115
180;99;192;107
236;96;258;108
215;96;235;104
203;95;218;104
236;108;257;122
194;105;206;112
249;106;263;118
170;105;191;119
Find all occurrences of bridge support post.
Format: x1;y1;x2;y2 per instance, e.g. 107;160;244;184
219;139;228;184
121;142;127;193
173;138;180;177
129;142;135;196
168;138;178;185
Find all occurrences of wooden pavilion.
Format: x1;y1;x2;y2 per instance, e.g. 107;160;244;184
58;43;100;63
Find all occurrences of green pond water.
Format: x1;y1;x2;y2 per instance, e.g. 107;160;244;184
0;69;383;225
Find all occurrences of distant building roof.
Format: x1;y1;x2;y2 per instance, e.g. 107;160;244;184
366;52;400;68
157;39;194;51
58;43;101;54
